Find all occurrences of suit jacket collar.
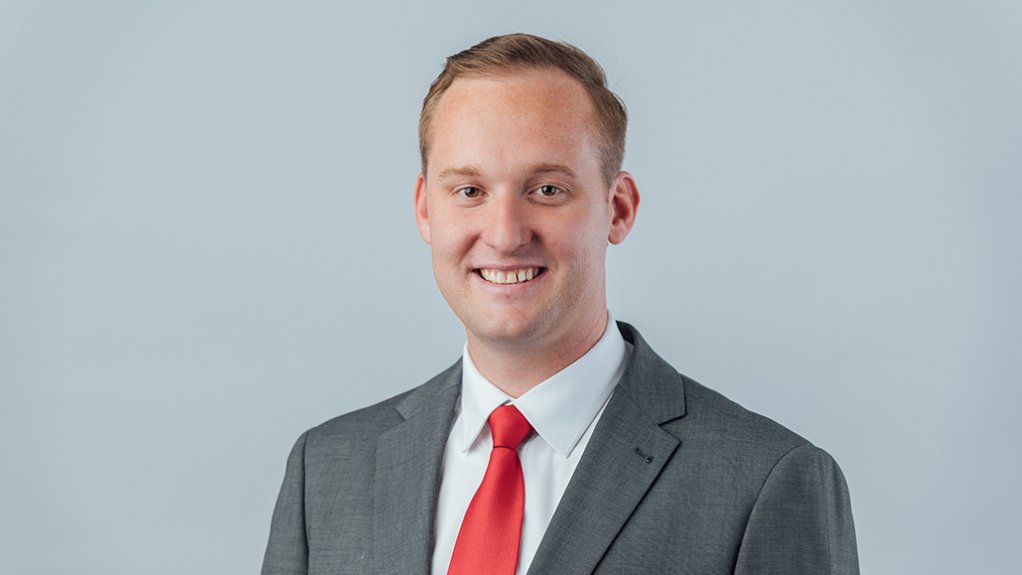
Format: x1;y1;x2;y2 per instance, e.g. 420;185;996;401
372;361;461;575
527;321;688;574
614;321;687;424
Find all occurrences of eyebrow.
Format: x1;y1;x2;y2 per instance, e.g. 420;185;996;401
437;166;483;180
530;163;578;179
436;164;578;180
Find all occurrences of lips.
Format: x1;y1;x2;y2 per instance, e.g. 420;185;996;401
477;267;543;285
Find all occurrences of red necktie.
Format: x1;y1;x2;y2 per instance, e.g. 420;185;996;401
448;404;534;575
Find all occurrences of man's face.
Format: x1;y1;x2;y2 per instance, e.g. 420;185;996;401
415;68;637;354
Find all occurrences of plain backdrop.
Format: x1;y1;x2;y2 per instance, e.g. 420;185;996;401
2;1;1019;573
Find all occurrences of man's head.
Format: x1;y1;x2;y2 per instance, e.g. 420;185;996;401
414;34;639;372
419;33;628;186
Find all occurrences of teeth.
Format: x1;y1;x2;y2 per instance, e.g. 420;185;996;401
479;268;541;285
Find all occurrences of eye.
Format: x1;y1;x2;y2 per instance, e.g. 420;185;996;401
458;186;481;198
536;185;562;197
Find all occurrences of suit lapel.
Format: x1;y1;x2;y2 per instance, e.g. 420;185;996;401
372;363;461;575
527;322;687;575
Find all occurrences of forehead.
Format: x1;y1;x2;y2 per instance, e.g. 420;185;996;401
428;68;600;169
436;67;592;117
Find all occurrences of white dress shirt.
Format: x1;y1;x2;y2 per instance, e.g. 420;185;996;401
431;315;630;575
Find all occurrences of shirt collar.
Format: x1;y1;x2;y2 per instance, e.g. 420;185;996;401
458;313;629;457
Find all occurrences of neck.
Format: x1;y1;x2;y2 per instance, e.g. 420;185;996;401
467;311;609;397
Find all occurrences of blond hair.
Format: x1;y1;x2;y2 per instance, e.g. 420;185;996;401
419;33;627;184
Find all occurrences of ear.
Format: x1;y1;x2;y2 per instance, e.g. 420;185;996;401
414;173;431;244
607;171;640;245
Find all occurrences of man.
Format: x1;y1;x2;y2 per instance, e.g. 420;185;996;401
262;33;859;575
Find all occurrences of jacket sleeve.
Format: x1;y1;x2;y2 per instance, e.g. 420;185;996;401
734;443;859;574
261;431;311;575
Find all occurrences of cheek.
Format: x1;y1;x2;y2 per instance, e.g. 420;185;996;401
580;230;612;282
429;221;475;265
547;215;608;259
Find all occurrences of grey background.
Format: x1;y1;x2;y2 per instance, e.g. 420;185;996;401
2;1;1019;573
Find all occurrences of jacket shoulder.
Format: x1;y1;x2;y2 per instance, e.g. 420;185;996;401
679;375;810;456
302;359;461;449
306;388;413;444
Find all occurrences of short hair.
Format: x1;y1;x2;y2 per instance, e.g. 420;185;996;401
419;33;628;185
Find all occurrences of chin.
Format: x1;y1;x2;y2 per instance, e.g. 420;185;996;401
467;314;550;348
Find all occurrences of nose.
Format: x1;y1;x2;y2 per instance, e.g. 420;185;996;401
482;192;533;254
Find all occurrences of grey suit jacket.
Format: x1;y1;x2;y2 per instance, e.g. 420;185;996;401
262;322;859;574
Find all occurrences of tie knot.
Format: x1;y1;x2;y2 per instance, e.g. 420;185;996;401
488;404;533;449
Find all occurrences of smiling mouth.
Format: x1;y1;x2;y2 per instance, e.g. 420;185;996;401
477;267;544;285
